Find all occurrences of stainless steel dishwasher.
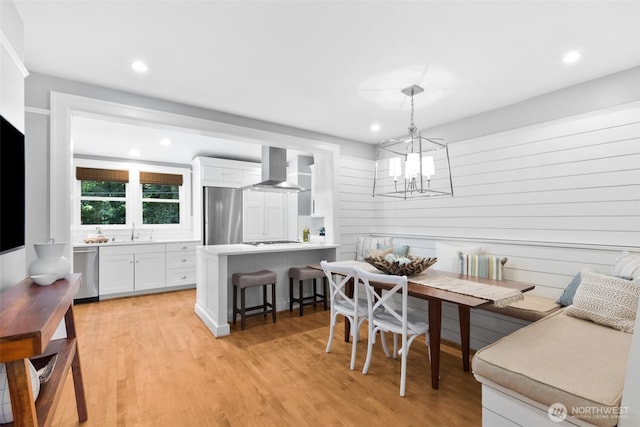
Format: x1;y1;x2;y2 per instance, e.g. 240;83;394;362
73;246;99;303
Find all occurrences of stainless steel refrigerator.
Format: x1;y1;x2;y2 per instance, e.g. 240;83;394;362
203;187;243;245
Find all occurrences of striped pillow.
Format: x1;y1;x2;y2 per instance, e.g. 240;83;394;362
609;251;640;279
458;251;508;280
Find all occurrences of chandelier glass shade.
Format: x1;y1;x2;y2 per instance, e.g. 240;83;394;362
372;85;454;199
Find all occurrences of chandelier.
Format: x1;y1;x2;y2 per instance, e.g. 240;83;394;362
372;84;454;200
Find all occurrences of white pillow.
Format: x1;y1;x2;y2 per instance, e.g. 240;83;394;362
355;236;392;261
565;268;640;333
433;242;481;273
609;251;640;279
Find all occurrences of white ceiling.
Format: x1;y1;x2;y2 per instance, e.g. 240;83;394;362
15;1;640;164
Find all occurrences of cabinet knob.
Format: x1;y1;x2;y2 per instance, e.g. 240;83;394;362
182;259;187;263
181;275;187;279
181;246;187;250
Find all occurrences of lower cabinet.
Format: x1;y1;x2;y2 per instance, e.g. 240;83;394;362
99;241;198;297
99;244;166;295
166;242;197;287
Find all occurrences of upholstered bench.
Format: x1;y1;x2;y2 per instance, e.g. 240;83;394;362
478;294;562;322
473;309;633;427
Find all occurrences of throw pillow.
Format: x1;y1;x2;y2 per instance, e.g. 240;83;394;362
433;242;481;273
458;251;508;280
376;243;410;257
556;272;634;307
609;251;640;279
355;236;392;261
556;272;582;307
564;268;640;333
368;248;393;258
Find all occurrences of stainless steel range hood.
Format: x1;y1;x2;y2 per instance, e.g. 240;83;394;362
245;146;308;193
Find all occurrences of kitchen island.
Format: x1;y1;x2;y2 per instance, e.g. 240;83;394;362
196;242;340;337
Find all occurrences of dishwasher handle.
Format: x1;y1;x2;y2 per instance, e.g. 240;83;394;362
73;248;98;254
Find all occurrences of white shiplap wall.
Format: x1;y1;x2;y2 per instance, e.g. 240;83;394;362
336;102;640;350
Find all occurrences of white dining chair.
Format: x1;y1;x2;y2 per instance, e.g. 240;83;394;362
357;268;430;397
320;260;369;370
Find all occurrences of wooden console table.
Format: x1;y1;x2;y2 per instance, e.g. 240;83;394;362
0;274;87;426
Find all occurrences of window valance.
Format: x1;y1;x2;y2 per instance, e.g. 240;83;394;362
140;172;183;186
76;167;129;182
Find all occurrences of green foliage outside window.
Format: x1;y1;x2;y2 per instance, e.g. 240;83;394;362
78;178;182;226
80;181;126;225
142;184;180;224
81;181;126;197
142;202;180;224
81;200;126;224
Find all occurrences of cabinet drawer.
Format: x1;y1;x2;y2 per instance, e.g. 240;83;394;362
166;241;199;252
166;251;196;268
99;243;165;256
166;268;196;286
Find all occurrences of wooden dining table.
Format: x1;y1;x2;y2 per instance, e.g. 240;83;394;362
310;261;535;390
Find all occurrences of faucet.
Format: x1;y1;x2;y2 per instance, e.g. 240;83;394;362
131;222;136;241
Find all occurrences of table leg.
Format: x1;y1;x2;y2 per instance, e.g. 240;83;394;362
428;299;442;390
5;358;38;426
458;305;471;372
65;306;88;422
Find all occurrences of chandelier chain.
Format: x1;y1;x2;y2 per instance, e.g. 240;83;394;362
408;91;417;137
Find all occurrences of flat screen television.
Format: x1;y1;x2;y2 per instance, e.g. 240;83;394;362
0;114;26;254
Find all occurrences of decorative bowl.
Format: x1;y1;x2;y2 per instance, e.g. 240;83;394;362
364;255;438;276
30;273;59;286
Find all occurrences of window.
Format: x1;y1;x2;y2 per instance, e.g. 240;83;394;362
74;166;188;229
140;172;182;225
77;168;128;225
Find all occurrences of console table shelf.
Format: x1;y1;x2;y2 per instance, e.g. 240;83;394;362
0;274;87;427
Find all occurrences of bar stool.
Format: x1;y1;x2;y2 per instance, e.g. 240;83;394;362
232;269;277;330
288;266;328;316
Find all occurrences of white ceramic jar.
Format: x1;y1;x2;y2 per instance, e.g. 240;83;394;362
28;242;72;280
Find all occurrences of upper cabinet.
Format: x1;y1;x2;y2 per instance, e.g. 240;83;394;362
193;157;261;189
201;166;244;188
308;164;325;217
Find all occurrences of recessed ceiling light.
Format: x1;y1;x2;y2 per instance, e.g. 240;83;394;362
160;138;172;146
562;51;581;64
131;60;148;73
129;149;141;156
370;123;381;132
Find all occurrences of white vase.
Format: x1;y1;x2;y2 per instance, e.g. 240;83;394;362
28;242;71;280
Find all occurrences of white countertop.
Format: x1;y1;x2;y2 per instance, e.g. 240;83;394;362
199;242;340;256
73;239;200;248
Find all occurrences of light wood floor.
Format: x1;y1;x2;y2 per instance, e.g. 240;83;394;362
51;289;482;426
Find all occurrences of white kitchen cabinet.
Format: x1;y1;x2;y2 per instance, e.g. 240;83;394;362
243;191;285;241
134;251;167;290
166;241;198;287
201;166;244;188
99;243;166;295
243;169;262;186
309;164;324;217
193;156;261;189
99;253;134;294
